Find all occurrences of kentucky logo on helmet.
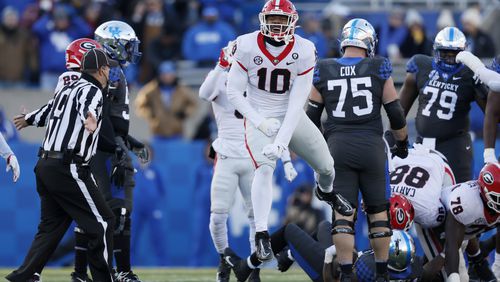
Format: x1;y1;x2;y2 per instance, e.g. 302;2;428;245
483;171;495;185
108;26;121;38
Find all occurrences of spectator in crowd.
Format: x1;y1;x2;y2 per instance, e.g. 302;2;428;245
283;184;324;235
182;6;236;65
0;6;37;86
400;9;432;58
32;4;91;90
436;9;455;32
296;13;328;58
200;0;244;25
131;0;180;82
146;22;182;78
376;8;408;58
135;61;198;138
461;7;496;58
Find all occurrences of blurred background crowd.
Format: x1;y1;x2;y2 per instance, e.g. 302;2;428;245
0;0;499;267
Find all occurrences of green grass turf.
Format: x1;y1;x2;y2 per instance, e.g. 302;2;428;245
0;267;310;282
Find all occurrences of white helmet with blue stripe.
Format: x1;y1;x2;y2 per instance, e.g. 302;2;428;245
433;27;467;71
94;21;142;64
340;18;377;57
388;230;416;272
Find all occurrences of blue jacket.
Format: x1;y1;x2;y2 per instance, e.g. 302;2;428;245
182;20;236;62
32;14;91;73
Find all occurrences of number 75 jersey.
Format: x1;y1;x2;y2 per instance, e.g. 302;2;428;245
232;31;316;118
313;56;392;137
407;55;488;139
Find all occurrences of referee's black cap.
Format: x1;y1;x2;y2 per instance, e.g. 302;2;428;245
81;48;118;72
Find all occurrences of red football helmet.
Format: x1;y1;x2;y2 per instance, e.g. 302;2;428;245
65;38;102;70
478;163;500;213
390;194;415;231
259;0;298;44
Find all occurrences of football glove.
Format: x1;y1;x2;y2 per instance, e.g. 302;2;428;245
384;131;408;159
111;137;133;188
283;161;297;182
484;148;497;164
262;143;286;161
126;135;150;164
257;118;281;137
6;154;20;182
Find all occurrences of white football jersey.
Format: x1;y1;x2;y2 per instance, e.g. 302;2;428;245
232;31;316;118
210;71;249;158
442;181;500;239
55;71;81;94
391;146;455;228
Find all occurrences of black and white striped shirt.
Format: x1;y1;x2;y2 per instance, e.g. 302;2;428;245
41;74;104;162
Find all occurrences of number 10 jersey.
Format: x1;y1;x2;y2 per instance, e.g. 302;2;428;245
232;31;316;118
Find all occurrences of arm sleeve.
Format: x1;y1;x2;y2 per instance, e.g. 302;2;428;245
475;66;500;92
25;99;55;127
274;46;316;145
199;65;226;101
275;71;314;145
226;42;264;127
0;133;13;159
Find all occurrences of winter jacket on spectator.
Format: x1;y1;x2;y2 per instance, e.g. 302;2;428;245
182;17;236;63
135;79;198;137
296;28;327;58
32;12;91;74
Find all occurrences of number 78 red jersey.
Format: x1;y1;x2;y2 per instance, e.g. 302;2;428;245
232;31;316;118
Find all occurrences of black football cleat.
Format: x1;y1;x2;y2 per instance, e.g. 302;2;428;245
223;248;252;282
470;258;496;282
255;231;273;261
216;256;231;282
71;271;92;282
28;273;41;282
248;268;261;282
315;187;354;216
276;248;294;272
114;271;141;282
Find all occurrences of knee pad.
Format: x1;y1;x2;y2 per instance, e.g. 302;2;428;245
114;208;131;236
331;219;355;236
367;205;392;239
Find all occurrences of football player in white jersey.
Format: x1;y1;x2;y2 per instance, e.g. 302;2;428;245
443;163;500;282
199;43;298;282
226;0;353;261
13;38;100;130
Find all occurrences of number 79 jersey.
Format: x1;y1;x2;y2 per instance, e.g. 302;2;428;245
232;31;316;118
407;55;488;139
313;56;392;137
442;181;500;239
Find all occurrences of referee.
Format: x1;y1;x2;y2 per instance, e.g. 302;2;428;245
6;48;117;282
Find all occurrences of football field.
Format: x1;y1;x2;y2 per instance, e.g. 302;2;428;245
0;268;310;282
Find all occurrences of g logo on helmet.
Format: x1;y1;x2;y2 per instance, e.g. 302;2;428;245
80;42;97;50
483;172;495;185
396;208;405;224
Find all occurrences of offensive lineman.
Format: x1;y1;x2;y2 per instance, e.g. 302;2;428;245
226;0;352;261
399;27;489;183
199;43;298;282
443;163;500;282
308;18;408;281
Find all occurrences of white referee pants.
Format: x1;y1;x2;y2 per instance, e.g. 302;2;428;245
245;111;334;231
209;154;255;254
